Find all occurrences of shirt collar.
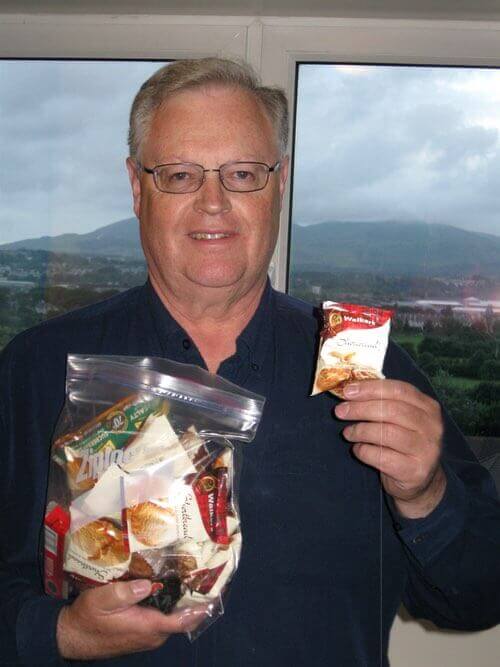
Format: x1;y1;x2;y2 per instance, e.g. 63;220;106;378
235;278;273;373
145;277;184;338
144;277;274;372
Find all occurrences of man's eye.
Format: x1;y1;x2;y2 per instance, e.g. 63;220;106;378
231;170;255;181
170;171;191;181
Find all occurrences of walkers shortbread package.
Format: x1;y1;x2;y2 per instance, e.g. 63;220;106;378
312;302;393;399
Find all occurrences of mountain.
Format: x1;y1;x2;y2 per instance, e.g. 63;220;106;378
290;221;500;277
1;218;499;277
0;217;143;258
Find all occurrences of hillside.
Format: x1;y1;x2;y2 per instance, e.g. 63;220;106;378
2;218;499;277
290;221;500;277
1;217;143;258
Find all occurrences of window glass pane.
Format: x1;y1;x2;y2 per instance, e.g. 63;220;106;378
289;64;500;441
0;59;164;348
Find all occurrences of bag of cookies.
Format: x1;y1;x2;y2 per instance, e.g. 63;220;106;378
312;301;393;398
43;354;264;639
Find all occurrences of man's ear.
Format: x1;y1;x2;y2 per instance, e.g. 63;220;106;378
278;155;290;208
126;157;142;219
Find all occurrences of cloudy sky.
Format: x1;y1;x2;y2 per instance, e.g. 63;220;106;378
0;60;161;244
1;60;500;244
293;64;500;236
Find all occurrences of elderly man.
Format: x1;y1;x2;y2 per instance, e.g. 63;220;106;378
0;58;499;666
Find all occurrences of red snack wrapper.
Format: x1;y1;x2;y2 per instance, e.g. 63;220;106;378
215;467;229;546
44;504;70;598
312;301;393;398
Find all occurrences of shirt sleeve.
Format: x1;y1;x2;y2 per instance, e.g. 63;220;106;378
0;335;72;665
385;342;500;631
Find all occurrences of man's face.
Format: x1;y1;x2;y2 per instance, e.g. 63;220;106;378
127;85;288;298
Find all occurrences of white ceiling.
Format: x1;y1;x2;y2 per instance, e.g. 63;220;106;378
3;0;500;20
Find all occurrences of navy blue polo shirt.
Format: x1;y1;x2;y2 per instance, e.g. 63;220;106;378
1;279;499;666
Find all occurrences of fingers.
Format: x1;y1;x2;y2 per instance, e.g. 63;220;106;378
343;379;439;415
351;442;441;500
336;380;443;442
335;381;445;512
58;580;209;660
351;442;416;480
156;605;210;636
90;580;152;613
335;398;433;436
343;420;424;455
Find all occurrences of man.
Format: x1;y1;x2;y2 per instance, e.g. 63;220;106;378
0;58;499;666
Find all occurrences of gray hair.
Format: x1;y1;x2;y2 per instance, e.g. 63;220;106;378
128;57;289;159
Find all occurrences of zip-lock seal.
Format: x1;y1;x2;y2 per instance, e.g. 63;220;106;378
64;355;264;438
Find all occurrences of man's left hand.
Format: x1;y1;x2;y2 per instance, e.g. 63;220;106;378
335;379;447;519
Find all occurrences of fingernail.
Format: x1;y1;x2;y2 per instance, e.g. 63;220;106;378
179;606;208;628
151;582;163;595
131;580;151;596
335;402;349;418
344;383;359;397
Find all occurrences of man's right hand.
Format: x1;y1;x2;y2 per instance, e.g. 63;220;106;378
57;579;207;660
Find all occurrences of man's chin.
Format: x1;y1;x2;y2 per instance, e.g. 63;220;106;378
184;268;247;290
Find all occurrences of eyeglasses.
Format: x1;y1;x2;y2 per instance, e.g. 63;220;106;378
137;160;281;194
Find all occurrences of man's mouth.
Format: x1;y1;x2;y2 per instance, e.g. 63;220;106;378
189;232;232;240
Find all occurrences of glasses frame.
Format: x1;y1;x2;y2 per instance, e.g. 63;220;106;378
137;160;281;194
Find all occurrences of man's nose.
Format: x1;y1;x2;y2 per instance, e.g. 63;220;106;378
193;172;231;215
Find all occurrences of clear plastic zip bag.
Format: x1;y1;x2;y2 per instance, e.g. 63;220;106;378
43;354;265;640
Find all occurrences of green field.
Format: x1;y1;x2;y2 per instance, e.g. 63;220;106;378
392;333;424;347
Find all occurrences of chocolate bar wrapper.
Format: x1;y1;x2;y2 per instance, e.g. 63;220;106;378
53;394;165;497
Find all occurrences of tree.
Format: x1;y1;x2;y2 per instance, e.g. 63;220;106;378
472;382;500;404
465;350;488;378
478;359;500;381
418;351;440;376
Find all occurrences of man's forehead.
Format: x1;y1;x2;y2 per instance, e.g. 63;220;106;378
144;84;277;158
153;84;269;124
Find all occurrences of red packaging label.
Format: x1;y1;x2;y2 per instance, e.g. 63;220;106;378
322;302;393;338
44;505;70;598
189;563;226;595
215;468;229;546
192;473;218;541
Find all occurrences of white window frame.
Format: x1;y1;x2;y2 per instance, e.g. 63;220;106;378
1;14;500;291
1;12;500;664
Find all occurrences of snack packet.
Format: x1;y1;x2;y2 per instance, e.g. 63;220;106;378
311;301;393;398
43;354;264;640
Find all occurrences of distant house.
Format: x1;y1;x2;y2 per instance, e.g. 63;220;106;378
414;299;461;309
405;297;500;324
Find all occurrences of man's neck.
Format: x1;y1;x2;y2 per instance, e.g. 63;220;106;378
149;275;267;373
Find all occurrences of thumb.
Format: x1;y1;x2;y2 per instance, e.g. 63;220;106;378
92;579;152;613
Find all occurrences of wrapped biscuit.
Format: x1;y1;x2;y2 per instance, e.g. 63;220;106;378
312;301;393;398
44;354;264;640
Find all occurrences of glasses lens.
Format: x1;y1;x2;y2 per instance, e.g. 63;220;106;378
155;163;204;193
220;162;268;192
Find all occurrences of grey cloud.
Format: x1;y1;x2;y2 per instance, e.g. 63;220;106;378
292;64;500;235
0;59;161;242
